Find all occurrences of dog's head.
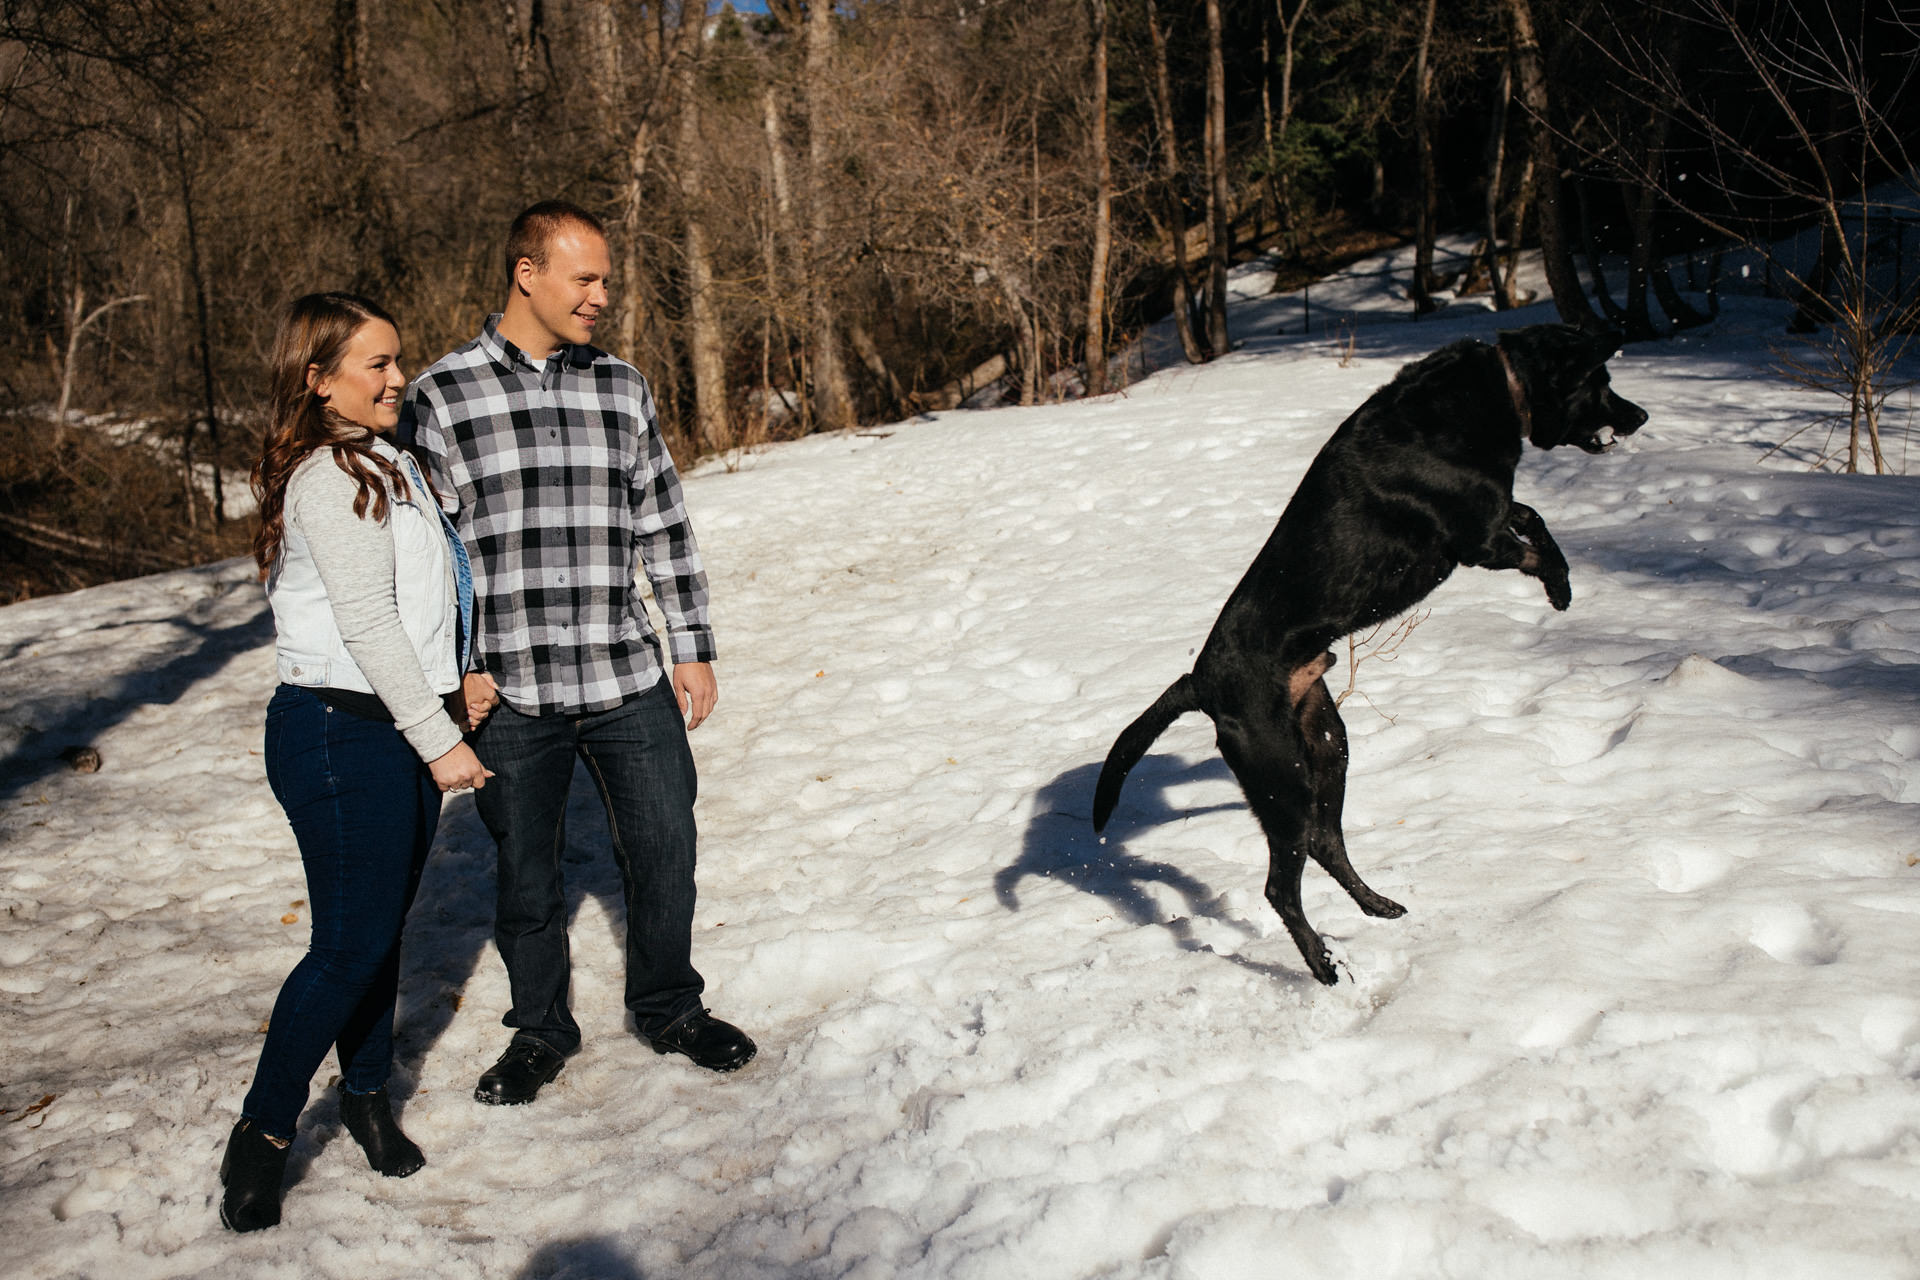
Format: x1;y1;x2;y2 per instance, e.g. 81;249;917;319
1498;324;1649;454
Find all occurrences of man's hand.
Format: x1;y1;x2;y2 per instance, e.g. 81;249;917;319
463;671;500;731
673;662;718;730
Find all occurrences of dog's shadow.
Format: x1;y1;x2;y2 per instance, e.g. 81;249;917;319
998;756;1300;980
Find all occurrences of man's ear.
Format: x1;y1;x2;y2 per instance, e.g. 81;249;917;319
513;256;537;297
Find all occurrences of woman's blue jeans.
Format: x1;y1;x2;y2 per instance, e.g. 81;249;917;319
472;674;704;1054
241;685;440;1139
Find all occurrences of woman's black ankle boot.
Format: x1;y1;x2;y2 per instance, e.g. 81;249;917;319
339;1087;425;1178
219;1120;290;1232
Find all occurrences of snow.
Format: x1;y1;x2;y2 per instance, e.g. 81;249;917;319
4;254;1920;1279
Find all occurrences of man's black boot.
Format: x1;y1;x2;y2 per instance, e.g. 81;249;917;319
474;1038;567;1105
648;1009;757;1073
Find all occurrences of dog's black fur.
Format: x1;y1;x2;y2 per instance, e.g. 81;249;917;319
1091;324;1648;984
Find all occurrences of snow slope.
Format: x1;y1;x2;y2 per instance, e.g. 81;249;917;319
4;268;1919;1279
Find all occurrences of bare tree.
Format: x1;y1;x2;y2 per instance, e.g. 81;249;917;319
1592;0;1919;472
1203;0;1231;355
52;285;146;449
1143;0;1207;365
1409;0;1441;314
1268;0;1311;258
1477;51;1530;309
1506;0;1602;326
804;0;857;430
670;2;731;453
1084;0;1113;395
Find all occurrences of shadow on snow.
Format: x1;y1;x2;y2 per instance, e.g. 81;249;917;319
999;753;1304;982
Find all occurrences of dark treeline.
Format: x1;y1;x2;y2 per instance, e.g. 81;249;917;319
3;0;1915;598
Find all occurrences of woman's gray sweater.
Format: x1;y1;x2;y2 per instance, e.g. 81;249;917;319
284;452;464;762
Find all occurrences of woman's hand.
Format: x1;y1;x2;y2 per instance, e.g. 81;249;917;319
429;741;494;793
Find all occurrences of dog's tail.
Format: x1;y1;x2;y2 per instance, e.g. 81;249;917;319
1092;674;1199;833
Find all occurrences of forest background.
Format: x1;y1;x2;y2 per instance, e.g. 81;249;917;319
1;0;1915;601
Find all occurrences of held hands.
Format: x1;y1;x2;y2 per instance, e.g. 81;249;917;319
462;672;501;731
673;661;718;730
429;741;494;793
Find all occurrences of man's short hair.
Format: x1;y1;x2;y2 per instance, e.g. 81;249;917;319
505;201;608;280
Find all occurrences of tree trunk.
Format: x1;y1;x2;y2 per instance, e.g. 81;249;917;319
1146;0;1207;364
174;115;222;527
1410;0;1440;314
848;320;905;413
499;0;543;141
1025;106;1042;403
331;0;393;292
1203;0;1232;355
761;85;804;431
1272;0;1309;258
993;265;1039;402
1574;178;1626;325
922;353;1010;412
611;7;666;367
1259;10;1275;233
1506;0;1599;327
1084;0;1112;396
53;283;86;449
1503;146;1536;304
1619;118;1665;341
673;8;730;453
588;0;624;143
1651;257;1713;330
54;286;147;451
805;0;856;431
1482;57;1517;309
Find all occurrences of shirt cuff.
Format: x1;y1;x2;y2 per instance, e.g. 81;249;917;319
666;626;717;666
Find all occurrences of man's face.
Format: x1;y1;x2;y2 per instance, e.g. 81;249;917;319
516;226;611;354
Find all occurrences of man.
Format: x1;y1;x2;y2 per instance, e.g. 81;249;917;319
405;200;755;1105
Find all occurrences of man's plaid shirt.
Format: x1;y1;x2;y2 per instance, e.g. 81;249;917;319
403;315;715;716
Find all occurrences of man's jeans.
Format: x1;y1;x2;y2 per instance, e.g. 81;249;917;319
243;686;439;1139
473;675;705;1053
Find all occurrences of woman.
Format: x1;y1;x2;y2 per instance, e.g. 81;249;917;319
221;292;494;1232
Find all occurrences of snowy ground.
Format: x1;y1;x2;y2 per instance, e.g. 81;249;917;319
4;255;1919;1279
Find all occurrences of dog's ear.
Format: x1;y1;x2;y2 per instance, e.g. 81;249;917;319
1498;323;1587;376
1499;323;1598;360
1498;323;1608;450
1593;328;1625;362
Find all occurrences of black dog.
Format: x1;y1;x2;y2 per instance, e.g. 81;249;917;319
1091;324;1648;984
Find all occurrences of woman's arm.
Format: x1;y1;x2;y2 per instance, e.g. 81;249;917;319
286;458;465;763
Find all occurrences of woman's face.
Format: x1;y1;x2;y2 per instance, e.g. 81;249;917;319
311;319;405;434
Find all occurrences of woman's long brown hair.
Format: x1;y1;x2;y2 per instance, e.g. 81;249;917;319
251;292;414;573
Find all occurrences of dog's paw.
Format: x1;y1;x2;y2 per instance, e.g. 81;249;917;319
1306;946;1341;985
1545;578;1572;611
1358;892;1406;920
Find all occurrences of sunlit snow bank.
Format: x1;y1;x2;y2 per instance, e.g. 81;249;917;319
4;263;1919;1279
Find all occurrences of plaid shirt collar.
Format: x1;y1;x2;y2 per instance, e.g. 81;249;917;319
476;313;597;379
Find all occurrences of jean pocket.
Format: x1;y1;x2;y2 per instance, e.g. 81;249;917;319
264;689;339;812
